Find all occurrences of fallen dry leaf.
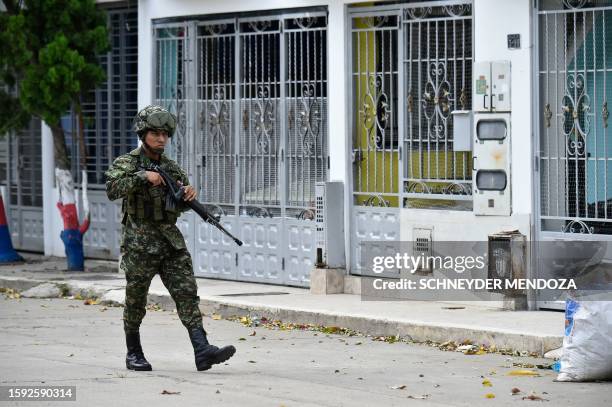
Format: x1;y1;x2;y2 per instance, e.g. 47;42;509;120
407;394;430;400
83;298;99;305
3;288;21;299
457;344;478;354
249;331;256;336
522;393;548;401
212;314;222;320
485;393;496;399
161;390;181;395
482;379;492;387
511;387;521;395
513;362;535;369
390;385;407;390
507;370;540;377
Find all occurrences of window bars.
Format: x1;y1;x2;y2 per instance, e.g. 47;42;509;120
538;0;612;234
68;6;138;187
153;13;328;218
350;1;473;209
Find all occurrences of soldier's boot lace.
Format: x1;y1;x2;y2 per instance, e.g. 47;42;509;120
188;326;236;371
125;332;152;371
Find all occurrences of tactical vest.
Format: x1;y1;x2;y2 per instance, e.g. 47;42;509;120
121;153;181;224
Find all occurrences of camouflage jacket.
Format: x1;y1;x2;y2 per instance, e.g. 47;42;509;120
105;147;190;254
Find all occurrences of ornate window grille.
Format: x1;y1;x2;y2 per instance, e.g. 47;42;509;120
538;0;612;234
153;11;328;218
349;1;473;210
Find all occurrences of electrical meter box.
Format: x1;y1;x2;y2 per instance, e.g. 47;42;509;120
473;113;511;215
474;61;511;113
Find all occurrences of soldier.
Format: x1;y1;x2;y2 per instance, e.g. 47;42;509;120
105;105;236;372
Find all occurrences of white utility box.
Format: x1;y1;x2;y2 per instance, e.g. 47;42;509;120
474;60;511;113
451;110;472;152
315;181;345;268
473;113;511;216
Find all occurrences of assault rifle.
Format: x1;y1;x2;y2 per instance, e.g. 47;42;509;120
141;163;243;246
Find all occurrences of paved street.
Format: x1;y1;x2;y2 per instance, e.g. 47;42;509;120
0;297;610;407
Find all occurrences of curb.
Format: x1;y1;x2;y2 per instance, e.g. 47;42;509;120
0;276;563;356
196;299;562;357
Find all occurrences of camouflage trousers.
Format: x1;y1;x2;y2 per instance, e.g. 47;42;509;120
120;243;203;334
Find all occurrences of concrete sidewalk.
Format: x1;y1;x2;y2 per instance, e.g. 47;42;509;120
0;253;565;356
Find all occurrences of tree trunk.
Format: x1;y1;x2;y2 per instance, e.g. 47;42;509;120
50;121;85;271
50;124;71;171
76;106;90;235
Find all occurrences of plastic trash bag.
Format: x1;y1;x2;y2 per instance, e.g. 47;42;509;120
556;298;612;382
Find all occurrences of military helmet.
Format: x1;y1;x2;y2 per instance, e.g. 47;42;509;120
133;105;177;138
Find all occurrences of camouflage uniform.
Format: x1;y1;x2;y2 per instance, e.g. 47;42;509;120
105;146;203;334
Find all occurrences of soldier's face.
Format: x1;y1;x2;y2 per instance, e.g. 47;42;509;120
144;130;169;151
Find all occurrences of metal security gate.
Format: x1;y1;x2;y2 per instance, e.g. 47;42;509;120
4;118;44;252
538;0;612;234
536;0;612;308
348;2;473;274
153;10;328;287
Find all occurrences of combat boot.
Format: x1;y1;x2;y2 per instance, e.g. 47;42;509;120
125;332;152;371
188;326;236;371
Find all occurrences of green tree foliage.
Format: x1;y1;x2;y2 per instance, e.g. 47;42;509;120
0;0;109;168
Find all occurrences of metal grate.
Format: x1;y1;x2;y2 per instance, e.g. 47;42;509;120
153;12;328;218
349;1;473;210
403;3;473;206
286;18;328;212
197;22;236;210
315;182;325;249
239;19;282;213
68;4;138;187
413;227;432;273
0;132;7;187
154;24;191;175
538;0;612;234
8;118;43;207
350;13;400;208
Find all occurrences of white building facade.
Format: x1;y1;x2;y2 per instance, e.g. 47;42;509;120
17;0;611;309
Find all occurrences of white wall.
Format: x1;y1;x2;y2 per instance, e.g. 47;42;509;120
475;0;533;216
39;0;535;258
41;123;66;257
